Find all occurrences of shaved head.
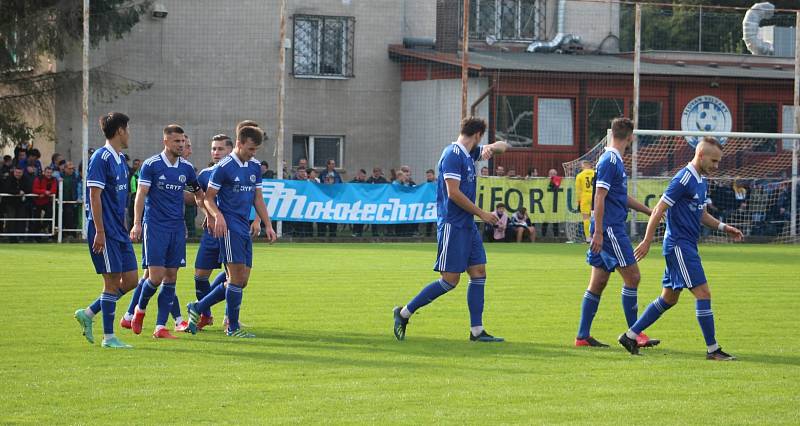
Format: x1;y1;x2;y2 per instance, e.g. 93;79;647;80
693;137;723;175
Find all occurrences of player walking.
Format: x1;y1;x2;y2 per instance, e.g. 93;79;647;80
575;160;595;243
619;137;742;359
128;125;202;339
73;112;140;348
393;117;509;342
575;117;657;348
187;125;277;337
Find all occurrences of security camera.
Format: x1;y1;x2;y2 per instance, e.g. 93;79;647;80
152;3;168;19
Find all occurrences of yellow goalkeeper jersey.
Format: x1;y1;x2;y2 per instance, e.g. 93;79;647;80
575;168;596;206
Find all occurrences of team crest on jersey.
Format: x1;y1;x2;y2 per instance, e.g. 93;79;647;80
178;175;186;183
250;174;257;183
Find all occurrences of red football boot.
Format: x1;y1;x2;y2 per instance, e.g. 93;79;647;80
637;333;661;348
197;314;213;331
131;308;146;335
174;320;190;332
153;328;178;339
119;316;132;329
575;336;610;347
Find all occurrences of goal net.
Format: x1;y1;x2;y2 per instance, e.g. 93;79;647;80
563;130;799;244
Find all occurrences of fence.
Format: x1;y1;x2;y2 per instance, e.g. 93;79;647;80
0;192;58;238
0;180;84;242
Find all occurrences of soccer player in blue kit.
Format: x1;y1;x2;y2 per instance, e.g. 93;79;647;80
393;117;510;342
575;117;657;349
128;125;203;339
619;137;743;360
187;125;276;337
73;112;140;349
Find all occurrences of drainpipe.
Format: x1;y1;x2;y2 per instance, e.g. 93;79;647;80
527;0;580;53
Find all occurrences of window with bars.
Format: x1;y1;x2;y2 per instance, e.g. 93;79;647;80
468;0;546;41
293;15;355;78
292;135;345;168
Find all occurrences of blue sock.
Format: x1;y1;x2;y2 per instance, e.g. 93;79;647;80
195;276;212;316
577;290;601;339
467;277;486;327
210;271;226;291
621;286;638;328
225;284;244;332
406;279;455;314
126;278;145;316
197;281;227;313
696;299;717;348
137;279;159;311
171;293;182;320
88;297;102;315
156;283;176;327
631;297;674;334
100;292;119;335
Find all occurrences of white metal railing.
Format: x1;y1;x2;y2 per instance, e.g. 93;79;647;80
0;191;57;237
57;179;85;243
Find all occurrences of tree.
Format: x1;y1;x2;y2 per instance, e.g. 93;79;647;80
0;0;153;149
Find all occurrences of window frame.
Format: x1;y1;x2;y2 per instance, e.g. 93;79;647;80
469;0;542;42
292;15;355;79
293;135;346;169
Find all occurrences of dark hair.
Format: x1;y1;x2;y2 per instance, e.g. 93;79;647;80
58;159;66;166
518;206;527;214
238;126;264;146
460;116;487;137
359;169;367;174
163;124;185;135
611;117;634;140
212;133;234;148
51;153;61;163
236;120;260;135
426;169;435;174
496;203;506;209
27;148;41;159
99;112;130;139
260;161;269;167
133;158;141;163
3;155;11;161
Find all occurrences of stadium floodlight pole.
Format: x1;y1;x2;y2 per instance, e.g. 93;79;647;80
792;11;799;239
630;3;641;238
81;0;89;241
460;0;470;119
275;0;288;238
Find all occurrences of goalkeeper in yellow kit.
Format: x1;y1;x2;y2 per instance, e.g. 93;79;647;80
575;161;595;243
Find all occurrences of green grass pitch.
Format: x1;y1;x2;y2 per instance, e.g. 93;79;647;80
1;242;798;424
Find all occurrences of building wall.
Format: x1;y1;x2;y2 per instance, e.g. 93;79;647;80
55;0;420;178
562;0;619;53
400;77;490;182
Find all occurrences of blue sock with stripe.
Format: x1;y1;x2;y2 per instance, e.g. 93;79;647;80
126;278;146;316
137;279;158;311
467;277;486;327
88;297;102;316
630;297;674;335
696;299;717;350
577;290;601;339
197;281;227;313
210;271;227;291
621;286;638;328
171;293;182;320
406;279;455;314
195;276;212;316
100;292;119;335
225;284;244;332
156;283;176;327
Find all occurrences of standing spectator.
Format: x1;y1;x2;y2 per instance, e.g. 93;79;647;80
508;168;519;179
480;166;489;177
350;169;368;237
33;166;58;237
1;167;29;241
261;161;276;179
485;203;509;242
319;175;338;237
321;159;342;183
732;178;748;209
425;169;435;183
526;167;539;178
49;153;64;179
393;171;415;236
26;149;43;176
389;168;397;183
510;207;536;242
400;165;416;185
367;167;388;236
61;161;80;234
1;155;12;177
495;165;506;177
128;158;141;228
13;150;27;169
308;168;320;183
293;158;308;179
541;168;562;238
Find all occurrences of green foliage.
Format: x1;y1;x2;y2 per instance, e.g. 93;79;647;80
0;1;152;148
0;242;798;423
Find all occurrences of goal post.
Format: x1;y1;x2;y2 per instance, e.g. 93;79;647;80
562;130;800;244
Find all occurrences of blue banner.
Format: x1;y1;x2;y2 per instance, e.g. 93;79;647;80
261;180;437;224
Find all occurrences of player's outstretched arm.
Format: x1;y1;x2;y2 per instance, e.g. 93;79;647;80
253;187;276;243
590;187;607;254
701;210;744;241
129;185;148;242
480;141;511;161
634;200;669;261
627;195;652;216
444;179;498;225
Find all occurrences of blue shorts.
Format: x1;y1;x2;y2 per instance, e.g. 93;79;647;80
586;224;636;272
433;223;486;273
87;223;138;275
195;231;222;270
142;224;186;268
662;244;707;290
219;231;253;268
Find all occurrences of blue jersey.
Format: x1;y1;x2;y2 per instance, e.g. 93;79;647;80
208;153;262;235
661;164;709;254
85;144;130;242
138;152;199;231
197;166;214;192
594;147;628;227
437;142;481;229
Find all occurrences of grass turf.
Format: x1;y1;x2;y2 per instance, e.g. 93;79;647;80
0;242;798;424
